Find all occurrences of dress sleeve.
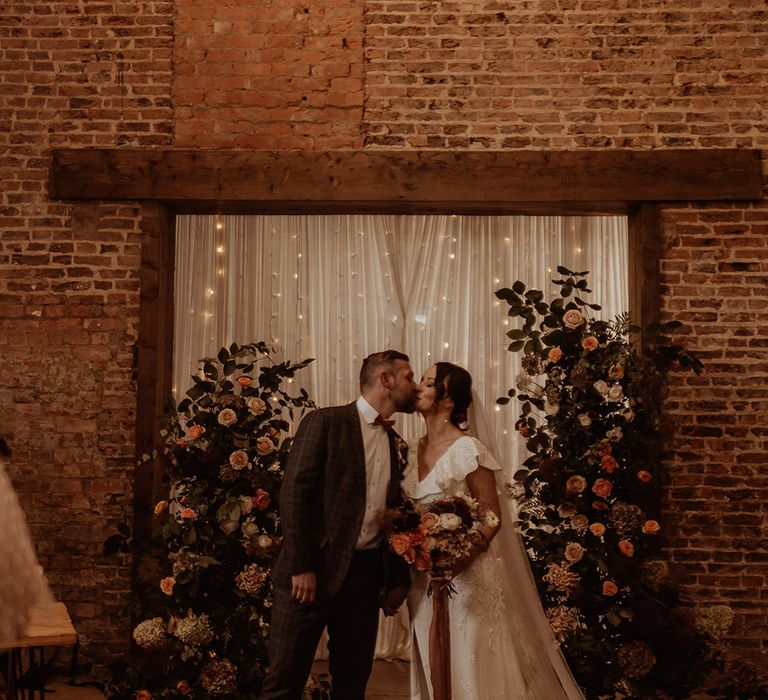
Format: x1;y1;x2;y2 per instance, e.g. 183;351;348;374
436;436;502;491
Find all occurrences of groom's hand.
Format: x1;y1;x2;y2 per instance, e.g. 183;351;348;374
291;571;317;604
381;585;408;616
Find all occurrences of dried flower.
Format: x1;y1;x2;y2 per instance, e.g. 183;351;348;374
610;502;644;536
219;464;237;483
546;606;581;643
543;562;581;594
174;611;214;647
569;365;591;390
200;658;237;696
640;559;669;590
133;617;166;648
695;605;733;640
522;352;542;375
617;640;656;679
236;563;268;596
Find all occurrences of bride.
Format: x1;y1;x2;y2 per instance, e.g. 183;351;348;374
402;362;584;700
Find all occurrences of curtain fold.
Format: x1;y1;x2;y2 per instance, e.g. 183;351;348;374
174;213;628;660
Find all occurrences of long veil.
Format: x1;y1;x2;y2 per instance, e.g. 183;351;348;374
467;391;584;699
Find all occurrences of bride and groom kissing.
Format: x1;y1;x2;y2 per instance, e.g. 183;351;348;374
261;350;583;700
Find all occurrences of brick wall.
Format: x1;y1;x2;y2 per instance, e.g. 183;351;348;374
1;0;766;680
0;0;174;674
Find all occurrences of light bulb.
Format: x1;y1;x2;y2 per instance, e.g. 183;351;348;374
443;342;449;349
216;246;224;254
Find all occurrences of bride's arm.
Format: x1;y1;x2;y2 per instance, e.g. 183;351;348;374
436;464;502;580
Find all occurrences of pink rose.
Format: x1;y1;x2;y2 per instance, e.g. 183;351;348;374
253;489;271;510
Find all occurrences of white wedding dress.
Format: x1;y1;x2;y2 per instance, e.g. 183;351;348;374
0;458;53;644
402;436;583;700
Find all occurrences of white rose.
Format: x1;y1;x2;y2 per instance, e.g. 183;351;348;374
484;511;500;528
515;371;531;392
248;397;267;415
220;519;239;535
439;513;463;531
239;496;253;514
229;450;249;470
578;413;592;428
218;408;238;426
544;400;559;416
563;309;584;329
607;384;625;402
527;382;545;399
593;380;609;396
606;427;623;442
242;521;259;537
257;534;273;548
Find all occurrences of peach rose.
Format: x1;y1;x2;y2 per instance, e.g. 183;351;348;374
563;309;584;329
237;376;253;387
548;347;563;363
186;425;205;440
420;512;440;532
592;478;613;498
391;534;411;556
566;475;587;494
618;540;635;557
230;449;249;470
564;542;585;563
571;514;589;530
600;455;618;473
179;507;196;520
581;336;598;351
253;488;271;510
153;500;167;516
589;522;606;537
643;519;661;535
136;691;152;700
602;580;618;596
408;526;426;546
160;577;175;595
248;397;267;415
220;520;239;535
609;364;625;379
558;502;577;518
217;408;237;426
414;549;433;572
242;521;259;537
256;436;276;455
637;470;653;483
257;534;273;549
176;681;190;696
239;495;253;514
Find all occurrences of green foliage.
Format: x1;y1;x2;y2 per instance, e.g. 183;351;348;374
107;342;317;700
496;268;724;699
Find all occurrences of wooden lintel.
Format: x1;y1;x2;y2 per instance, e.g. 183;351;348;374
49;148;763;209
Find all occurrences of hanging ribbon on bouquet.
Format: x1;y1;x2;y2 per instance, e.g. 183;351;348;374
428;580;452;700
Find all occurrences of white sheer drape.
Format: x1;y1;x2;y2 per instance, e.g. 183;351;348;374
174;213;628;660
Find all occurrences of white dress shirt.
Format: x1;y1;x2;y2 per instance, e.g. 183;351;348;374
355;396;392;550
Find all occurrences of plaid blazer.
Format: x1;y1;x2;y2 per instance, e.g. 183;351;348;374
273;402;410;598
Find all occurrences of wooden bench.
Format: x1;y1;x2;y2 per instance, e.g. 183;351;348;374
0;603;78;700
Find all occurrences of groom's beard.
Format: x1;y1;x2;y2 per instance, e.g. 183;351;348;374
392;393;416;414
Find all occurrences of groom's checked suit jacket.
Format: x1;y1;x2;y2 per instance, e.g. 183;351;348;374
273;401;410;598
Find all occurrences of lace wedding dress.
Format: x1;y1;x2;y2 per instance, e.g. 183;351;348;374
0;458;53;644
402;436;583;700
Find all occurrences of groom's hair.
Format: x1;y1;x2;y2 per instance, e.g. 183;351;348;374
360;350;410;389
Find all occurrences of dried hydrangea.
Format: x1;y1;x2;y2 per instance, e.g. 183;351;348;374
640;559;669;590
545;606;581;643
235;563;269;596
569;364;592;391
216;394;243;408
132;617;167;648
199;658;237;696
609;501;644;536
174;611;214;647
695;605;733;640
543;562;580;594
170;549;200;576
219;464;238;483
617;640;656;679
522;352;542;376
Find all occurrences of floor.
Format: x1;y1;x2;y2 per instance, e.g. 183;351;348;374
1;660;410;700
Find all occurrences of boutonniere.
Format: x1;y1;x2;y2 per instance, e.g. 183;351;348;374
393;435;408;474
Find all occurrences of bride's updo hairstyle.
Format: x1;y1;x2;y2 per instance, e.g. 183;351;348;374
434;362;473;429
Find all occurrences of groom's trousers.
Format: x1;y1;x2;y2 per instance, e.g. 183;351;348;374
260;549;385;700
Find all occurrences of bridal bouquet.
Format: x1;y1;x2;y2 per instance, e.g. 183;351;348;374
383;492;498;577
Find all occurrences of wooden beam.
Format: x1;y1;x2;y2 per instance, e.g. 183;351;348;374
49;149;763;212
628;204;662;331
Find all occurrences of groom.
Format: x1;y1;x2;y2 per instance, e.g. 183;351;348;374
261;350;417;700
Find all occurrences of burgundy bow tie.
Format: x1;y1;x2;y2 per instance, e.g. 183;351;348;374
373;414;395;429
